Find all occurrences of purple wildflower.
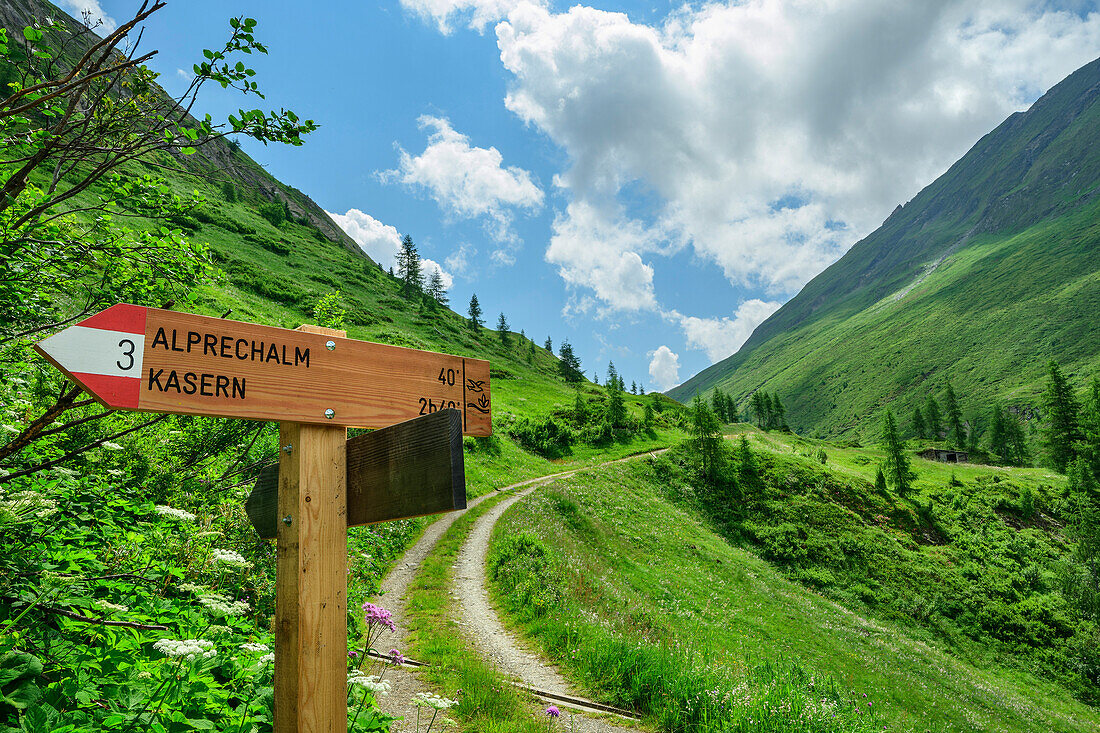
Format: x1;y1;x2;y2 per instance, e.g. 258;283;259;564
389;648;405;666
545;705;560;718
348;650;359;659
362;602;395;632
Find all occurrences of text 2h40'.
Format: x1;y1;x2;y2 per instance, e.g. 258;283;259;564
419;397;458;415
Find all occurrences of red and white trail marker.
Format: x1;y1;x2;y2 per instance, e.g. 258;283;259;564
34;303;148;409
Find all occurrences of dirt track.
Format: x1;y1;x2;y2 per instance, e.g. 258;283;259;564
373;464;649;732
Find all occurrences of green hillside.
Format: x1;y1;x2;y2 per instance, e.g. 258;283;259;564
489;432;1100;732
0;4;683;730
671;56;1100;442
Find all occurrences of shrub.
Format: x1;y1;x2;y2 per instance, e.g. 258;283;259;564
258;200;286;227
487;532;561;620
507;416;574;459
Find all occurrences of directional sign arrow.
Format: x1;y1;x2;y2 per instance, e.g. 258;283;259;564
244;409;466;538
34;304;491;435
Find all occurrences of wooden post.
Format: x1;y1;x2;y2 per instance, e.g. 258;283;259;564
275;326;348;733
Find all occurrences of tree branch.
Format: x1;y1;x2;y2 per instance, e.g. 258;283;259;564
39;605;168;631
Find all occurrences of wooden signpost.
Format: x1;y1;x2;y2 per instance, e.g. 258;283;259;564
34;307;492;733
33;302;492;435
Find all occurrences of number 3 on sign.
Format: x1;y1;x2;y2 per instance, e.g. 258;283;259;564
117;339;136;370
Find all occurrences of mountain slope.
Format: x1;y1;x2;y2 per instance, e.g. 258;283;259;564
671;56;1100;439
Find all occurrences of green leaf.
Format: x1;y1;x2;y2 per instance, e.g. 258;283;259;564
180;147;197;155
22;27;42;43
0;651;41;689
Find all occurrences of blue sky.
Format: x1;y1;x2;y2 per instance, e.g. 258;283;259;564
78;0;1100;392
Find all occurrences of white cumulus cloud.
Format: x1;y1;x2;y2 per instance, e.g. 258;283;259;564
399;0;533;34
490;0;1100;299
327;208;456;287
421;258;454;290
381;115;543;244
648;345;681;391
676;299;782;363
325;209;402;268
545;200;660;314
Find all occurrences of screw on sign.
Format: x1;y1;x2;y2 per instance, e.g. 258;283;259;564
34;305;492;733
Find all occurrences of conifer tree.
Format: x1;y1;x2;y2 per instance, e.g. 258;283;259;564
690;396;722;479
426;269;448;309
912;405;927;440
711;388;727;423
944;382;965;450
881;408;915;495
751;391;766;427
643;400;655;430
989;405;1010;464
926;394;943;439
396;234;423;297
1042;360;1082;472
966;413;981;455
874;468;888;494
1080;377;1100;481
573;392;588;425
544;336;553;353
558;340;583;382
639;384;646;396
467;293;483;332
606;362;626;428
1006;410;1030;467
497;312;510;345
738;435;759;489
607;380;626;429
774;395;787;431
631;380;637;395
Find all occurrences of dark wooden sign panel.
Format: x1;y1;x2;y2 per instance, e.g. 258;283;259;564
244;409;466;539
33;304;491;435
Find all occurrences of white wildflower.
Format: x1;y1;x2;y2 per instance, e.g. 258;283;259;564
241;642;269;653
155;505;196;521
93;599;129;613
179;582;207;594
211;548;251;568
348;672;391;696
414;692;456;709
102;441;123;451
198;592;250;617
153;638;217;661
257;652;274;666
206;625;232;636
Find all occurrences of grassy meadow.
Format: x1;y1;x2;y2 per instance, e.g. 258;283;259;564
487;433;1100;732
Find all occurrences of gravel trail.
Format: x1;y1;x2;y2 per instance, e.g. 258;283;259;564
372;466;644;732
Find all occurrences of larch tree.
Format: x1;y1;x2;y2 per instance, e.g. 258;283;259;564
944;382;965;450
426;269;448;308
881;408;915;495
926;394;943;440
1042;360;1082;472
396;234;423;297
912;405;927;440
467;293;483;332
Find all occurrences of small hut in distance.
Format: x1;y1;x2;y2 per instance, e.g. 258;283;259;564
918;448;969;463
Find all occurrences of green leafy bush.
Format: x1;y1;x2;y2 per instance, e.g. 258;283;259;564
487;532;562;620
506;416;574;459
